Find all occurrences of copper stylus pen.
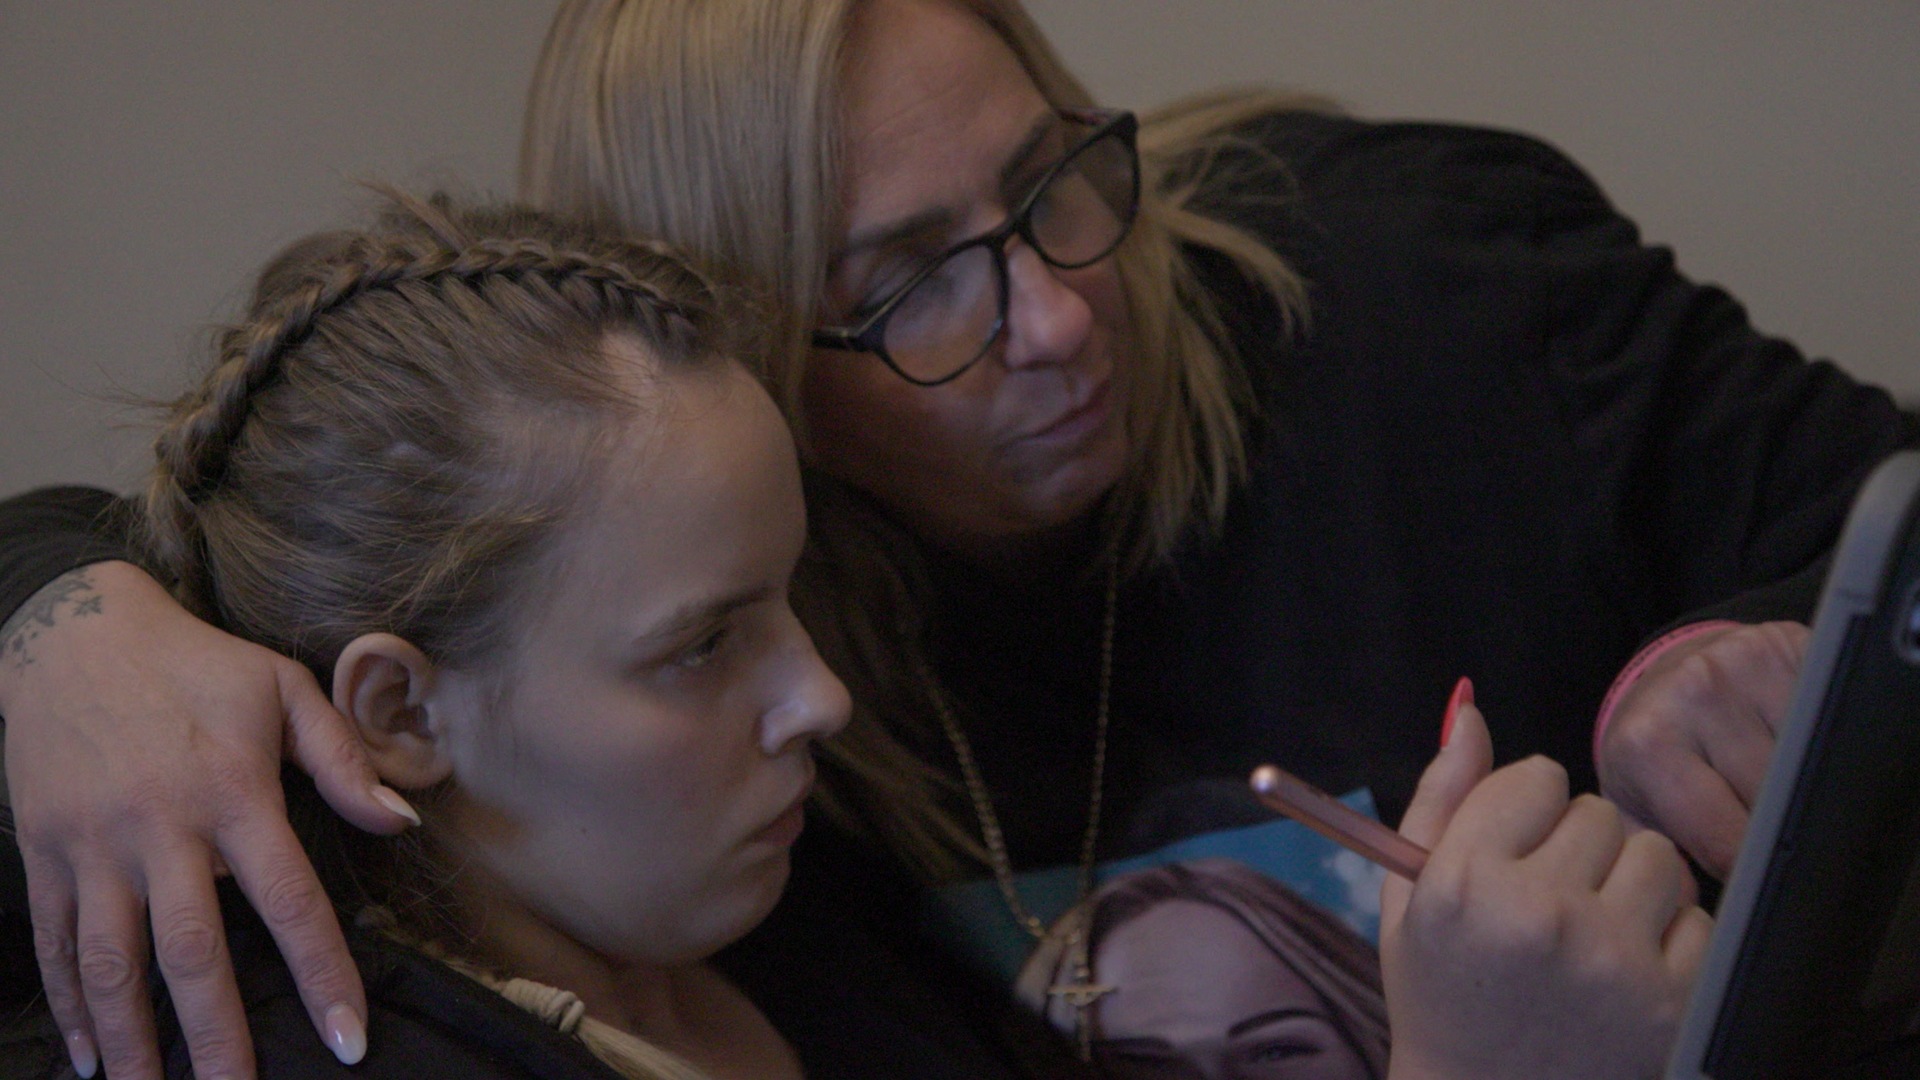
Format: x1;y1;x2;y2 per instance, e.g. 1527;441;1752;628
1249;764;1430;880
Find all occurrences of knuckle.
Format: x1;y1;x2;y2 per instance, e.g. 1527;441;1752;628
1518;754;1569;793
1579;793;1627;834
200;753;273;808
287;948;358;999
314;719;372;773
75;938;143;997
1571;931;1633;985
153;914;227;981
1569;792;1613;818
1532;753;1568;780
1665;649;1726;706
1758;620;1811;666
177;1024;249;1075
1508;897;1577;961
31;922;78;968
257;868;329;928
1628;827;1681;862
110;777;195;837
95;1041;163;1080
1410;860;1475;931
1605;705;1672;762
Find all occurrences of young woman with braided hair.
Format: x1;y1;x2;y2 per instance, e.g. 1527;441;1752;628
0;182;1721;1080
84;192;860;1079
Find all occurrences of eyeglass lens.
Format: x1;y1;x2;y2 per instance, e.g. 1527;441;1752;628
884;118;1136;383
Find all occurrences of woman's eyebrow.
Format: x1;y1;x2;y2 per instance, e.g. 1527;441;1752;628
1226;1006;1321;1039
836;205;956;266
997;111;1058;191
628;584;773;646
832;112;1057;266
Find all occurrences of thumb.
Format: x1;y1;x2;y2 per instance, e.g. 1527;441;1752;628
277;661;419;835
1401;700;1494;851
1382;687;1494;935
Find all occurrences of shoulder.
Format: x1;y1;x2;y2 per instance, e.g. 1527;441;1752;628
1174;108;1626;274
1229;109;1609;214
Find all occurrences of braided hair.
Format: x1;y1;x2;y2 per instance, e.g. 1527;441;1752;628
139;193;741;1080
142;191;723;674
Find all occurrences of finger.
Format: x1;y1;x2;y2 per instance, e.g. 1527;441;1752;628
1662;905;1716;984
1620;818;1702;910
1632;752;1749;881
1525;793;1626;891
1742;621;1811;739
1384;700;1494;933
1599;829;1690;941
146;847;255;1080
1399;701;1495;850
221;813;367;1065
1704;672;1789;807
1443;753;1572;862
74;874;165;1080
22;854;100;1079
278;660;417;836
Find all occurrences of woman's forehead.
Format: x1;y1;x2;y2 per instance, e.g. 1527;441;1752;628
837;0;1052;235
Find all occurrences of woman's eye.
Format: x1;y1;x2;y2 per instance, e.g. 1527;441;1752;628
1244;1037;1316;1063
676;626;729;669
854;261;926;316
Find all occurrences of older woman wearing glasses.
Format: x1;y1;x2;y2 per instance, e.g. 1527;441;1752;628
2;1;1915;1077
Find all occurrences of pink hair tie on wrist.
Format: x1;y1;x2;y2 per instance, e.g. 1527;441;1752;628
1591;620;1741;762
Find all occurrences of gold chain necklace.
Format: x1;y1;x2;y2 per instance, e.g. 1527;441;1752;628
925;559;1119;1059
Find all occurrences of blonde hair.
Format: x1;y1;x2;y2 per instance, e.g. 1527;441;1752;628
521;0;1321;879
142;191;730;1080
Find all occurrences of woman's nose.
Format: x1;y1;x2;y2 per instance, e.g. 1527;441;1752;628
760;630;852;756
998;239;1095;371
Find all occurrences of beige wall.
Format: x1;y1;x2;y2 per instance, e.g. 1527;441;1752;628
1025;0;1919;398
2;2;1914;496
0;2;559;495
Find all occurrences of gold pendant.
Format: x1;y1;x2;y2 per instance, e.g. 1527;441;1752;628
1041;926;1112;1060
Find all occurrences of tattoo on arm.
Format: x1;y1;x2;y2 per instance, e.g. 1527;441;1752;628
1;568;104;672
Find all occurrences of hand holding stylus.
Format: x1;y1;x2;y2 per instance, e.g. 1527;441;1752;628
1364;680;1713;1080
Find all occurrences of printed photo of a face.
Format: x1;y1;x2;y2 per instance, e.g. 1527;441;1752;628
1018;859;1389;1080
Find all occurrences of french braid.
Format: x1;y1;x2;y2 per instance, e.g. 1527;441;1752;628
142;193;721;663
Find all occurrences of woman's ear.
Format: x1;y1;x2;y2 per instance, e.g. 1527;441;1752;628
332;633;455;791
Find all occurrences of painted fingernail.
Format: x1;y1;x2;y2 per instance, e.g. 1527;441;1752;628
326;1002;367;1064
1440;676;1475;748
67;1029;98;1079
372;785;422;827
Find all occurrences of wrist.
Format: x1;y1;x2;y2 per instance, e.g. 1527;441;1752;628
0;561;155;708
1592;620;1741;762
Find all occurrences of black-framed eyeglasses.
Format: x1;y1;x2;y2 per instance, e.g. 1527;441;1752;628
811;108;1140;387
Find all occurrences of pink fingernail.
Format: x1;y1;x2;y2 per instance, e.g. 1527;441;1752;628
67;1029;98;1079
325;1002;367;1064
1440;677;1475;748
372;785;421;827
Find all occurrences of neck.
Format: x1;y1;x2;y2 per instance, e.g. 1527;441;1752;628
928;510;1107;591
433;844;802;1079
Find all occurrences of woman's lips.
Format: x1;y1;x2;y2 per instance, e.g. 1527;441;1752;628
751;785;811;848
754;803;806;847
1021;378;1111;445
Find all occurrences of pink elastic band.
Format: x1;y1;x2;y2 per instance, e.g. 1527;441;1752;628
1592;620;1741;763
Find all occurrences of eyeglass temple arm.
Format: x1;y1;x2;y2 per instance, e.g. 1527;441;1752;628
810;327;865;352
